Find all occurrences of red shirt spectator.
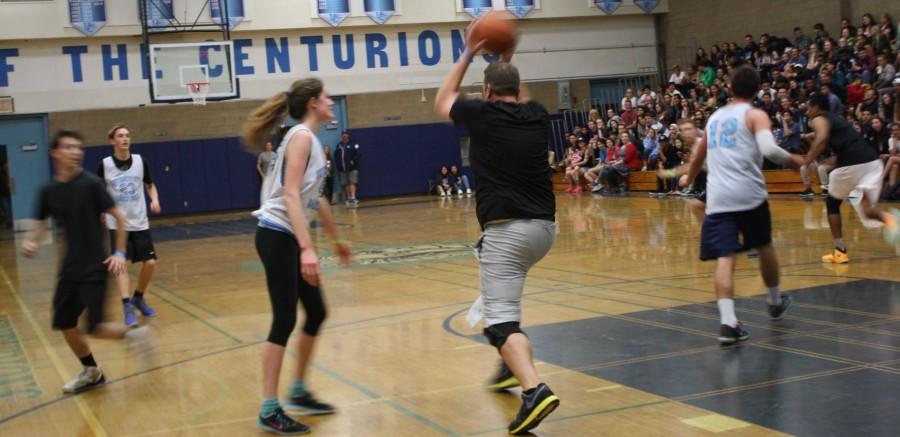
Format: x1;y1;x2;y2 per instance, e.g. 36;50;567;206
622;142;642;170
846;78;865;106
620;101;637;130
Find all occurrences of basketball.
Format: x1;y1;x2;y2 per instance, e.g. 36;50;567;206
469;11;518;54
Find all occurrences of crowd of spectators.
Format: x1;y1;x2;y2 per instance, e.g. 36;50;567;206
556;12;900;200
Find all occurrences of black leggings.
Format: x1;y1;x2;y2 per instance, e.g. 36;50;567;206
255;227;327;346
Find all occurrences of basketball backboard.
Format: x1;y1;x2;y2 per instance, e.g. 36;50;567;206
149;41;239;103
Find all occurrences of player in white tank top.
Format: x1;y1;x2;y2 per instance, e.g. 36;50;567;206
100;125;162;327
244;79;352;435
679;66;805;345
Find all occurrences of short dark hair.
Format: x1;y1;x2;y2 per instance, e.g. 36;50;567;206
793;27;802;32
807;93;829;111
52;129;84;149
731;65;760;99
744;34;753;38
341;131;350;135
814;23;824;30
483;63;520;97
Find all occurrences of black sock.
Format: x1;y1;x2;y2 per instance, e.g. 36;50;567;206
133;290;144;299
79;353;97;368
122;298;130;305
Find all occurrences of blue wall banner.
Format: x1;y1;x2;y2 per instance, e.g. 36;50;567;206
317;0;351;27
364;0;395;25
593;0;621;15
462;0;492;19
68;0;106;36
210;0;244;29
633;0;659;13
505;0;534;19
140;0;175;32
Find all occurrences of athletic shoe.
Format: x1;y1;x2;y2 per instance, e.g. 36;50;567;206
800;189;815;199
768;294;793;321
351;198;359;206
883;208;900;246
258;408;310;435
821;248;849;264
821;188;829;197
284;392;336;415
591;184;604;193
572;185;582;194
466;188;473;196
746;249;759;259
131;295;157;317
649;192;660;197
486;362;519;392
508;383;560;435
62;366;105;394
564;186;574;194
123;302;138;327
718;323;749;345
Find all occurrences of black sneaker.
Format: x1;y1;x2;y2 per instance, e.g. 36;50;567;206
768;294;793;321
718;323;749;345
284;392;336;415
800;189;815;199
508;383;560;435
486;361;519;392
257;408;310;435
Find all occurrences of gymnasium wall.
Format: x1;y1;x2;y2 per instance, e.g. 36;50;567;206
661;0;900;71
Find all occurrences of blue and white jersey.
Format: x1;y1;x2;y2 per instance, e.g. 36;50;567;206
102;154;148;231
704;103;767;214
256;124;327;235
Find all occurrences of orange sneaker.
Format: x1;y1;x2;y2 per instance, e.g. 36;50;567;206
821;249;849;264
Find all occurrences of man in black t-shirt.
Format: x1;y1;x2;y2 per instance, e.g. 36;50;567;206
22;130;152;395
804;94;899;263
434;29;558;436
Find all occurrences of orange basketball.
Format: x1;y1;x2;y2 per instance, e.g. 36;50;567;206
468;11;518;54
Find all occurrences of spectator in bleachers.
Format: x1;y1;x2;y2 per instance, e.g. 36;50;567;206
742;34;759;60
620;100;638;131
793;27;812;50
638;86;656;106
880;92;894;122
606;108;621;130
882;123;900;190
814;23;830;48
865;117;890;155
847;74;866;106
875;53;896;92
621;89;638;109
642;127;660;170
857;87;879;117
840;18;857;39
778;110;802;153
586;120;601;142
436;165;454;197
563;141;585;194
820;83;844;114
585;138;616;192
669;65;686;88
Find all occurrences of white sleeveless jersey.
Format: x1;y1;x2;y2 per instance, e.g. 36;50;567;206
102;154;149;231
256;124;327;234
704;103;767;215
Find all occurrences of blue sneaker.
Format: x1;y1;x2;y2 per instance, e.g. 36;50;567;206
131;295;157;317
123;302;138;327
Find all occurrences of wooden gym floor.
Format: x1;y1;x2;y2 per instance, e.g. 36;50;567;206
1;194;899;436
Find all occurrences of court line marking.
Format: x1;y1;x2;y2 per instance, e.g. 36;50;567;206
149;291;242;344
586;384;621;392
0;267;108;437
153;283;219;317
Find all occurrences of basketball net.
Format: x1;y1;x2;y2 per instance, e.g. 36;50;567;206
186;82;210;106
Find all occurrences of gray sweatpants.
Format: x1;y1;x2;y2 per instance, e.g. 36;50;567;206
475;219;557;327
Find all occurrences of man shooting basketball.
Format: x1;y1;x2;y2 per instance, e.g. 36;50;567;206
434;16;559;435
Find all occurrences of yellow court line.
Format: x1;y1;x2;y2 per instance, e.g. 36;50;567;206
1;267;109;437
586;384;621;393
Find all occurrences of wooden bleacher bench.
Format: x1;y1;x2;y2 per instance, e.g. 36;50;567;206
551;168;819;194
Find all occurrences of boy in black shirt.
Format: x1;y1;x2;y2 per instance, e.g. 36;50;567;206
21;130;152;394
434;27;558;435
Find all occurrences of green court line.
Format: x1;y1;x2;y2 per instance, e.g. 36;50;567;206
153;283;220;317
251;333;459;436
153;292;242;344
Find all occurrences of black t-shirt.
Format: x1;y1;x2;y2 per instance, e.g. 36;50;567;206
450;98;555;228
96;155;153;184
36;171;115;281
823;112;879;168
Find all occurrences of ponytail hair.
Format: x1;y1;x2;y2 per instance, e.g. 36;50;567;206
243;78;324;154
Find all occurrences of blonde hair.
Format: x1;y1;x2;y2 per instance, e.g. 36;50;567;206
107;124;129;140
242;78;323;154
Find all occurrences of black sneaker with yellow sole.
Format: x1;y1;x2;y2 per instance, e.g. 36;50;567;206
508;383;560;435
487;362;520;392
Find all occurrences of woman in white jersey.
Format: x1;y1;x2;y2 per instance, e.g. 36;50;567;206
243;78;352;435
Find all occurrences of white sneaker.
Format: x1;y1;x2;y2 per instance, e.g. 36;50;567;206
126;326;156;369
457;193;464;198
466;189;472;195
62;366;105;394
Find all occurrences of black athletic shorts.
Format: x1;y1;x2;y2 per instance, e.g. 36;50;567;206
53;278;107;332
109;229;157;263
700;201;772;261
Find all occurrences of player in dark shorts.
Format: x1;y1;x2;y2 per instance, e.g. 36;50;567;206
97;124;161;327
21;130;152;394
803;94;900;262
434;27;559;435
